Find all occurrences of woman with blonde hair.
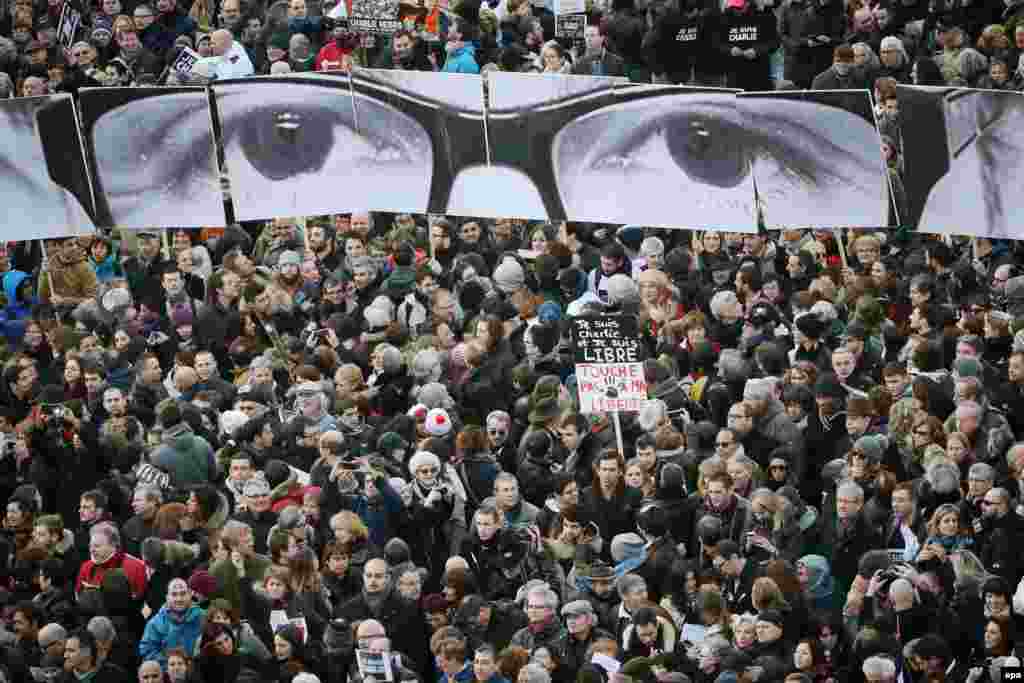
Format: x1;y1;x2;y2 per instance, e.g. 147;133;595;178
333;363;366;405
920;504;974;557
328;510;372;577
752;576;804;642
637;269;683;341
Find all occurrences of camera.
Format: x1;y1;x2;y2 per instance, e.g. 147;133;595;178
42;403;69;429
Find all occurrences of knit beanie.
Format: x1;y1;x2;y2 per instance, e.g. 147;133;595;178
493;257;526;294
606;274;638;306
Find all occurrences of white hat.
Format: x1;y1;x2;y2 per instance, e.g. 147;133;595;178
424;408;452;437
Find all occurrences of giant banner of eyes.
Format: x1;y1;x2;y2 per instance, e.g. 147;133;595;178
28;73;904;234
350;69;490;217
0;94;96;240
738;89;892;230
487;74;759;230
78;86;226;228
895;86;1024;239
481;71;638;222
211;70;489;222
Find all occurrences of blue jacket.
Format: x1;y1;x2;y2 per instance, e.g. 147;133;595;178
89;246;123;283
0;270;34;343
139;604;205;667
288;16;324;38
442;44;480;73
437;663;475;683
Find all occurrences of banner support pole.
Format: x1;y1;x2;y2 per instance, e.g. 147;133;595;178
612;410;624;457
833;229;848;270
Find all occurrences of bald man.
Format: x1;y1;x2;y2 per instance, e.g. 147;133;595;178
139;660;162;682
338;560;430;675
886;578;931;642
196;28;254;80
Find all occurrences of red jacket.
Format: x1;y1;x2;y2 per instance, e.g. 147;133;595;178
314;43;354;72
77;551;148;599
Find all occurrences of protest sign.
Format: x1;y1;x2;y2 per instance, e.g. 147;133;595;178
555;14;585;39
571;316;646;414
171;47;200;75
350;0;402;33
58;2;82;50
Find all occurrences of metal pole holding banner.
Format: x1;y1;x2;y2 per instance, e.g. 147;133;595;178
612;410;624;457
37;240;49;301
161;229;171;261
833;229;848;270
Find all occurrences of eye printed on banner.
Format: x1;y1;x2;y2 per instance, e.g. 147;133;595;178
740;89;891;229
897;86;1024;239
79;87;225;228
214;74;439;221
0;95;95;240
12;72;904;232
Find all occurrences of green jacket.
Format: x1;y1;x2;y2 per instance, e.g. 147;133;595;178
149;423;217;488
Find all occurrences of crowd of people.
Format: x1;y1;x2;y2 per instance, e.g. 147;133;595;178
2;0;1024;91
0;219;1017;683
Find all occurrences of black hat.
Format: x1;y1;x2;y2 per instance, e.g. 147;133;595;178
394;241;415;267
38;385;65;406
845;319;868;340
913;634;950;661
237;384;274;406
814;372;845;399
332;314;362;342
795;313;827;340
587;561;615;579
264;459;291;489
523;429;553;461
460;281;486;312
756;609;786;629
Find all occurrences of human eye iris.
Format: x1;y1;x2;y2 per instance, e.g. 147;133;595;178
232;104;407;181
589;114;752;188
215;81;432;219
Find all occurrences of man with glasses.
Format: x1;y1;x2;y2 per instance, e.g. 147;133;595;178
338;558;430;675
975;487;1023;582
688;471;749;549
714;429;739;458
511;585;564;651
486;411;518;476
744;378;805;474
558;600;612;673
727;399;775;470
139;579;204;668
38;623;67;669
822;479;882;595
952;398;1014;468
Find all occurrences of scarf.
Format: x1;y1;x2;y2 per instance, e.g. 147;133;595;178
363;588;388;615
528;614;556;634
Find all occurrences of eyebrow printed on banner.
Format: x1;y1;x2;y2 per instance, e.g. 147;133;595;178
79;86;225;229
212;73;390;222
902;87;1024;239
533;83;758;230
1;94;96;239
350;69;486;216
738;89;890;231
